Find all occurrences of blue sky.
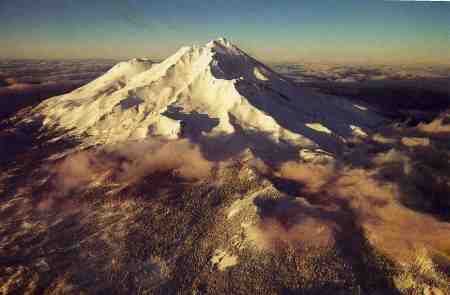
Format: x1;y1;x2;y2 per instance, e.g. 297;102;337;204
0;0;449;64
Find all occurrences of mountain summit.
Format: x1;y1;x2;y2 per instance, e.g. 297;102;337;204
34;38;383;153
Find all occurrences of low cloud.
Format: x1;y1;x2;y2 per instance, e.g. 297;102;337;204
53;138;214;194
246;134;450;265
278;161;336;193
247;197;337;251
274;63;450;84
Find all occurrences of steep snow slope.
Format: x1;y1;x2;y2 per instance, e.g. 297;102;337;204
34;38;384;152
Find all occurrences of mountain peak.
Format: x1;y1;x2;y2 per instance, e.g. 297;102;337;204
206;37;231;47
205;37;241;54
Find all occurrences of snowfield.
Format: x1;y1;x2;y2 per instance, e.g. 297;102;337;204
34;38;384;153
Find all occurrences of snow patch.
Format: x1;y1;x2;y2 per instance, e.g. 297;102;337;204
401;137;430;147
299;148;334;164
305;123;333;134
211;249;238;271
353;104;368;111
350;125;368;138
253;67;269;81
417;114;450;134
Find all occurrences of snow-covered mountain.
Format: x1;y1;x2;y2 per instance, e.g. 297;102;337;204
33;38;384;152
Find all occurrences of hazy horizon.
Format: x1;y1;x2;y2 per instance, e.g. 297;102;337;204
1;1;449;65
